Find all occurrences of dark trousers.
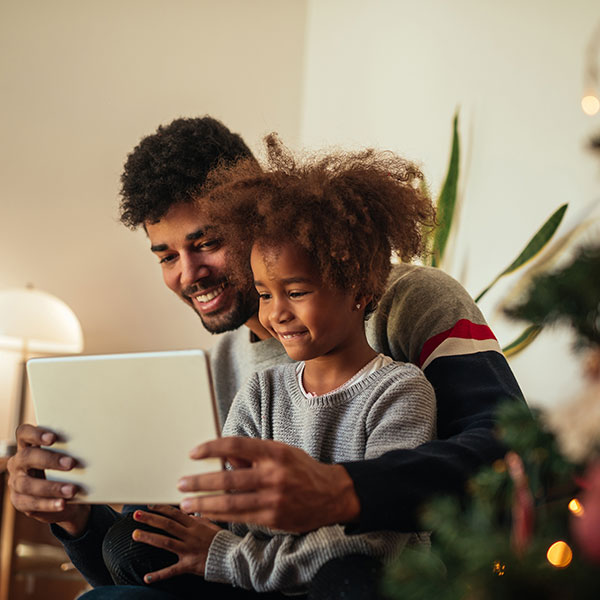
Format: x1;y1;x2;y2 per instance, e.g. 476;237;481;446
99;513;385;600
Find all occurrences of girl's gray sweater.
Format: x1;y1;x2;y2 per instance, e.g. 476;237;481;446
205;361;436;594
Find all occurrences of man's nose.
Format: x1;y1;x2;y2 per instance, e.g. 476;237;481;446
180;254;210;287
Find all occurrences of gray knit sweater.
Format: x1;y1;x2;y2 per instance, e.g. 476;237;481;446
204;361;435;594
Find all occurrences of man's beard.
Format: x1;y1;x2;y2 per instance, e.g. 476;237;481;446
194;286;259;334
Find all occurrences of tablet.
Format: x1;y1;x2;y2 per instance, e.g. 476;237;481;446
27;349;222;504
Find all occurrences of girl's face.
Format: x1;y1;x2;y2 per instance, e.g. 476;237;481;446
251;242;363;362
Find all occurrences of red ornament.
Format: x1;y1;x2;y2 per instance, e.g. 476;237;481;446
572;460;600;563
506;451;535;555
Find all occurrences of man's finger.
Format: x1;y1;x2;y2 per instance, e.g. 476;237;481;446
181;489;275;516
191;437;287;461
10;491;66;514
11;446;76;473
178;464;264;493
11;472;77;499
16;424;57;448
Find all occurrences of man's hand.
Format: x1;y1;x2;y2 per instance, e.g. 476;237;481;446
131;505;221;582
178;437;360;533
7;424;90;537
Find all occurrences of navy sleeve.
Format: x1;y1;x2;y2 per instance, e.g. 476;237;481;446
51;505;123;587
342;351;524;533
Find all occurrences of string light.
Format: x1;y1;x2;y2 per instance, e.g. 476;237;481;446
492;561;506;576
582;21;600;116
546;541;573;568
582;95;600;116
568;498;585;517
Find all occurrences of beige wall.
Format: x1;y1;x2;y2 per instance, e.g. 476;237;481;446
0;0;308;439
301;0;600;407
2;1;600;440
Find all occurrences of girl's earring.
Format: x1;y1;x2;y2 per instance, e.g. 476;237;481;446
355;303;361;310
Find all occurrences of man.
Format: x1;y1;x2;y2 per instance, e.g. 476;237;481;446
8;116;524;596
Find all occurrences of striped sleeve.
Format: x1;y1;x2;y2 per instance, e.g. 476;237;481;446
419;318;501;370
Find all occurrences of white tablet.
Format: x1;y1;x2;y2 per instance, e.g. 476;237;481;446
27;349;222;504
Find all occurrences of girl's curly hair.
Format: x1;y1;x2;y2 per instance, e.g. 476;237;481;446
202;134;435;314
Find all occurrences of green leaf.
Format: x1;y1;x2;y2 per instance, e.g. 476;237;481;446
502;324;543;357
431;112;460;268
475;203;568;303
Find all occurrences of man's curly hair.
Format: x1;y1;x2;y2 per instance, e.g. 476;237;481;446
119;116;254;228
203;134;435;314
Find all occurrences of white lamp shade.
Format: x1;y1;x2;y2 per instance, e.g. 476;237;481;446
0;287;84;354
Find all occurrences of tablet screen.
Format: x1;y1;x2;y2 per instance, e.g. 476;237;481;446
27;349;222;504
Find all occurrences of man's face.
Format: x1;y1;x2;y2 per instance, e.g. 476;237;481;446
145;202;257;334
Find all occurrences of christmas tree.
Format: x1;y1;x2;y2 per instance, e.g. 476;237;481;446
384;244;600;599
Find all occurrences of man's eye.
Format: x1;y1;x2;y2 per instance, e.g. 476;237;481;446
159;255;176;264
196;239;221;251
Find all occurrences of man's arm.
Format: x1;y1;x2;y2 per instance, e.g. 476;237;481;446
346;264;525;531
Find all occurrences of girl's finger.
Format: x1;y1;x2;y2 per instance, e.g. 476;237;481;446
144;563;183;584
132;528;183;554
133;510;187;538
147;504;194;525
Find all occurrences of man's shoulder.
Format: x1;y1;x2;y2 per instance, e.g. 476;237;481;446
385;263;471;297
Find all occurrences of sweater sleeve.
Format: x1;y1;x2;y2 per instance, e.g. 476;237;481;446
205;524;405;593
347;265;525;533
50;504;123;587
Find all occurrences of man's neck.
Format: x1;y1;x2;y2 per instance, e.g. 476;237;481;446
244;314;272;341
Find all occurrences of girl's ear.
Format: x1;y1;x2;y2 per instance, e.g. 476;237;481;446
354;294;372;311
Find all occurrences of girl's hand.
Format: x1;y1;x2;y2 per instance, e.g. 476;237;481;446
131;504;222;582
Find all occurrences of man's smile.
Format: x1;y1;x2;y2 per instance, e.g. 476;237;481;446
185;281;229;314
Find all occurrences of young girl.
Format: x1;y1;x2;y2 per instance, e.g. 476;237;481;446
111;136;437;597
195;136;437;593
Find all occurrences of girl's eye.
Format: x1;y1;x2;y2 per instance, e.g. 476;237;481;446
289;291;308;298
258;292;271;301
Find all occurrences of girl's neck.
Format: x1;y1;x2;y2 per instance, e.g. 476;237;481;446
302;336;378;396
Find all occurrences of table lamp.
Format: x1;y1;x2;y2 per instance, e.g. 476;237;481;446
0;285;83;455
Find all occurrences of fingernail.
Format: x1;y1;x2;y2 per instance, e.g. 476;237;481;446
54;499;63;509
145;575;153;583
59;456;74;469
133;510;142;520
180;499;191;511
132;530;141;541
61;485;75;498
177;478;188;490
41;433;54;445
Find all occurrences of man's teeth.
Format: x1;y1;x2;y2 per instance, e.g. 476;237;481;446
194;284;225;303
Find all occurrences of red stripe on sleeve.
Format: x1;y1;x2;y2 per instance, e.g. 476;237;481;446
419;319;498;367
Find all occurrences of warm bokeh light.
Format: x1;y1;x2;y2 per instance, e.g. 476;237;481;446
568;498;585;517
581;94;600;116
492;561;506;576
546;541;573;568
